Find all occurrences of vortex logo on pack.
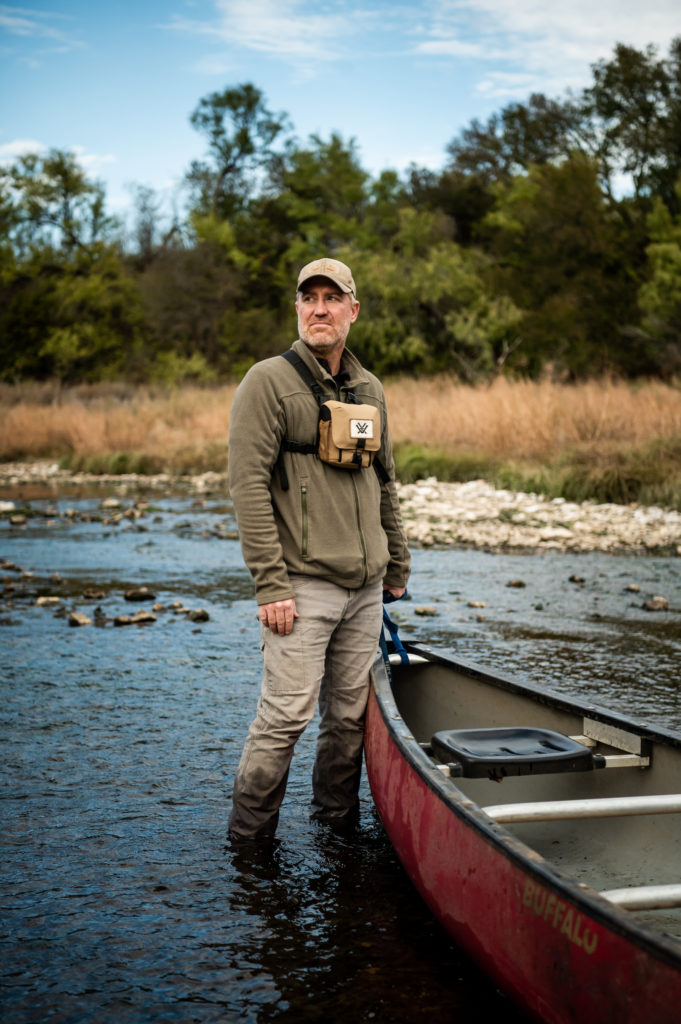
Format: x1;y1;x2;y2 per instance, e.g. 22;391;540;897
350;419;373;439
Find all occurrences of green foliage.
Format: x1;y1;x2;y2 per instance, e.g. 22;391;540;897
60;443;229;477
481;154;640;376
395;439;681;511
187;83;291;218
339;209;522;379
60;451;167;475
3;41;681;386
447;92;584;184
394;444;497;483
0;150;148;383
637;179;681;375
0;245;148;383
492;437;681;511
1;149;115;255
585;41;681;206
147;351;216;386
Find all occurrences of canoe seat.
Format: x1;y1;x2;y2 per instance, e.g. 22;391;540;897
431;727;605;779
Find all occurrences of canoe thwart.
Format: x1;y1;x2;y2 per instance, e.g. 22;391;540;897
483;793;681;823
431;726;604;780
599;883;681;911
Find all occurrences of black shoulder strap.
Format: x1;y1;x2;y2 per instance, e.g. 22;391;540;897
281;349;326;406
277;350;390;489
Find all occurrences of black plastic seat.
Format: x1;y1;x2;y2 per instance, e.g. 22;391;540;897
431;727;604;779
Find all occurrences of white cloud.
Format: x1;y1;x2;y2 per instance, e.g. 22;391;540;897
415;0;680;98
167;0;680;96
416;38;487;59
474;72;543;100
0;4;83;52
169;0;349;64
70;146;117;175
0;140;116;175
0;137;45;162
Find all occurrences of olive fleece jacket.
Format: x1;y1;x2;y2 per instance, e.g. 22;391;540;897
228;340;411;605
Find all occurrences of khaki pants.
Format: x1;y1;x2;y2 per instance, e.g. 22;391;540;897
228;575;383;838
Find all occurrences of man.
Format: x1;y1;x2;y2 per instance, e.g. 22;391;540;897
227;257;410;840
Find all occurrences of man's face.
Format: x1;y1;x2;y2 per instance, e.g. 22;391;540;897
296;277;360;361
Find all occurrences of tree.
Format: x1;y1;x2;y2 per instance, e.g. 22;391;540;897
635;178;681;375
406;166;492;245
254;133;372;285
481;154;639;377
1;149;115;256
186;83;291;218
137;228;250;377
446;93;584;185
0;150;147;382
584;39;681;207
337;209;522;380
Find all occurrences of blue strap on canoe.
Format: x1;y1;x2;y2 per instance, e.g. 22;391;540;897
380;590;409;666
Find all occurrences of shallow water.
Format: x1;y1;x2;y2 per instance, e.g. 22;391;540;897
1;490;680;1022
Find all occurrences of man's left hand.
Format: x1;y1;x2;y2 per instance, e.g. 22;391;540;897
383;584;406;600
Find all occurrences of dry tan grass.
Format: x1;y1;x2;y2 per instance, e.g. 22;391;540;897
0;378;679;465
0;384;237;462
385;377;681;458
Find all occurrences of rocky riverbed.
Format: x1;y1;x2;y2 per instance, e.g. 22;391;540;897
397;478;681;555
1;460;680;555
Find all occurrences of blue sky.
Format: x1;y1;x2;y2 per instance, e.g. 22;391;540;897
2;1;679;220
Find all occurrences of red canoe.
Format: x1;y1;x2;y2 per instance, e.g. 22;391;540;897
365;642;681;1023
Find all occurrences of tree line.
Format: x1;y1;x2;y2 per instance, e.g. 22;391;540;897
2;39;681;385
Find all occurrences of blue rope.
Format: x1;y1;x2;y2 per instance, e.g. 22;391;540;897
381;590;409;666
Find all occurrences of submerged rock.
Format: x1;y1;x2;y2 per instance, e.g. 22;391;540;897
68;612;92;627
123;586;156;602
643;596;669;611
114;610;157;626
187;608;210;622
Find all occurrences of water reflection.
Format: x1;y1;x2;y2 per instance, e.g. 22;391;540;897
225;819;528;1024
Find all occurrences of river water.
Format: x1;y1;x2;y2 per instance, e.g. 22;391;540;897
2;486;680;1023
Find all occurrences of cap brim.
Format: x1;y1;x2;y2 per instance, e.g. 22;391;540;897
297;273;353;294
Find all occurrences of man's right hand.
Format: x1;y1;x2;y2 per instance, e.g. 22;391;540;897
259;598;298;635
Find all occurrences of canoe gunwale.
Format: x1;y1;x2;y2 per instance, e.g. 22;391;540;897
368;641;681;974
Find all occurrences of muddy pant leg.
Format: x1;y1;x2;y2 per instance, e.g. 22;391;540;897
228;579;341;838
312;580;383;817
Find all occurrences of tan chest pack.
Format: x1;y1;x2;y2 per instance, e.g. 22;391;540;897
318;400;381;469
277;350;389;491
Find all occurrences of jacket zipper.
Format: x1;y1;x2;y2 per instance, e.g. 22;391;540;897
301;484;308;556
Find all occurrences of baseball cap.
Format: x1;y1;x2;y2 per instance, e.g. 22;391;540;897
297;258;356;297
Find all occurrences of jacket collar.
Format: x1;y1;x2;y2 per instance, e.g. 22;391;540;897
291;339;368;387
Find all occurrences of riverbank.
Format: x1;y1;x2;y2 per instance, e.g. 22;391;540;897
1;460;680;555
3;377;681;511
398;478;681;555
